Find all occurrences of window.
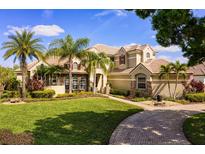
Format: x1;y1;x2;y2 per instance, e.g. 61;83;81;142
52;75;57;85
73;62;78;70
146;52;150;59
65;76;69;85
79;76;87;90
136;74;146;89
119;55;125;65
73;76;78;90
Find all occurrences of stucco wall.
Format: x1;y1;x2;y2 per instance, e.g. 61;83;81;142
193;75;205;84
108;75;132;90
45;85;65;96
151;81;185;98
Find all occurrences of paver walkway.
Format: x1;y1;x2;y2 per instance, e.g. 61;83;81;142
106;95;205;145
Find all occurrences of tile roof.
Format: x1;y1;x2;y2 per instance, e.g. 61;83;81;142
90;44;119;56
188;62;205;75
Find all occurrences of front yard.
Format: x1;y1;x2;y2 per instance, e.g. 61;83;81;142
183;113;205;145
0;97;142;145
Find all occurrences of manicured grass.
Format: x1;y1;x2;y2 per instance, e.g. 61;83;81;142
183;113;205;145
0;97;142;145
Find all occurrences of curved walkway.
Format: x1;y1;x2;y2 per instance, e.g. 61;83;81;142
107;95;205;145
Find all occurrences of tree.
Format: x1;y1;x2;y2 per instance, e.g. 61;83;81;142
129;9;205;66
82;52;114;94
159;64;172;98
0;66;16;90
2;30;45;100
46;35;89;94
170;61;187;99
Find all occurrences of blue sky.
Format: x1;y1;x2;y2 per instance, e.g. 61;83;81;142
0;9;204;67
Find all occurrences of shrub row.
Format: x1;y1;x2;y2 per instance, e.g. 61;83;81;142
1;90;20;99
110;89;130;96
30;89;55;98
0;129;34;145
56;91;95;98
185;93;205;102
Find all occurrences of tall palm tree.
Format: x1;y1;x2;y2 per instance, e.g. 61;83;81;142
170;60;187;99
82;52;114;94
2;30;45;100
46;35;89;94
159;64;172;98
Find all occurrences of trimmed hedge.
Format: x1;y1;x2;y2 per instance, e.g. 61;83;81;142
30;89;55;98
110;89;130;96
185;93;205;102
56;91;94;98
1;90;20;99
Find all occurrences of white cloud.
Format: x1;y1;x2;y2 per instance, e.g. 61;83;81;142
4;25;30;35
151;35;156;39
158;55;188;63
32;25;64;36
94;10;127;17
153;45;181;53
42;10;53;18
4;24;64;37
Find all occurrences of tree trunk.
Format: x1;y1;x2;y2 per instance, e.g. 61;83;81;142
167;76;172;98
68;59;73;94
173;74;179;99
93;69;96;94
21;61;27;100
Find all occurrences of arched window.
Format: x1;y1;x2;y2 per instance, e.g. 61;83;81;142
73;62;78;70
146;52;150;59
136;74;147;89
119;55;125;65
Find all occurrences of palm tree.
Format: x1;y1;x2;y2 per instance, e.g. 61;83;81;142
82;52;114;94
46;35;89;94
170;60;187;99
44;65;65;86
159;64;172;98
2;30;45;100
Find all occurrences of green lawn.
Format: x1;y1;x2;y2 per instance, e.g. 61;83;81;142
0;97;142;145
183;113;205;145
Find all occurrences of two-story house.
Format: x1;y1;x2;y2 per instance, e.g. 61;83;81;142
15;43;193;97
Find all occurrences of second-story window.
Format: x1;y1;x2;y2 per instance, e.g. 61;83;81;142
73;62;78;70
119;55;125;65
146;52;150;59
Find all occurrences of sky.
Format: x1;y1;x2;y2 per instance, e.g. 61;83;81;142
0;9;204;67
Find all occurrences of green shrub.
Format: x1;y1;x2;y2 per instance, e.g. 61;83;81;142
30;89;55;98
0;129;34;145
135;90;149;97
77;91;93;96
185;93;205;102
175;99;190;104
110;89;130;96
1;90;20;98
56;93;76;98
132;97;150;102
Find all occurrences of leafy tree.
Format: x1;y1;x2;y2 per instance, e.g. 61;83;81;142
159;64;172;97
82;52;114;94
0;66;16;90
2;30;45;100
46;35;89;94
170;61;187;99
129;9;205;66
13;64;20;70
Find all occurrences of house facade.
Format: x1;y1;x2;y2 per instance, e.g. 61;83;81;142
15;43;196;98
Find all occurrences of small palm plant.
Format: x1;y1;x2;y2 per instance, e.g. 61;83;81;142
82;52;114;94
2;30;45;100
170;60;187;99
46;35;89;94
159;64;173;98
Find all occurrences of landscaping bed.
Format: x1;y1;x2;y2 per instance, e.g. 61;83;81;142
183;113;205;145
0;97;142;144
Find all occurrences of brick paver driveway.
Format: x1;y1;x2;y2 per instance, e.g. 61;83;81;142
107;96;205;145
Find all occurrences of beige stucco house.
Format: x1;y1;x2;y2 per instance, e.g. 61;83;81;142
15;43;195;98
